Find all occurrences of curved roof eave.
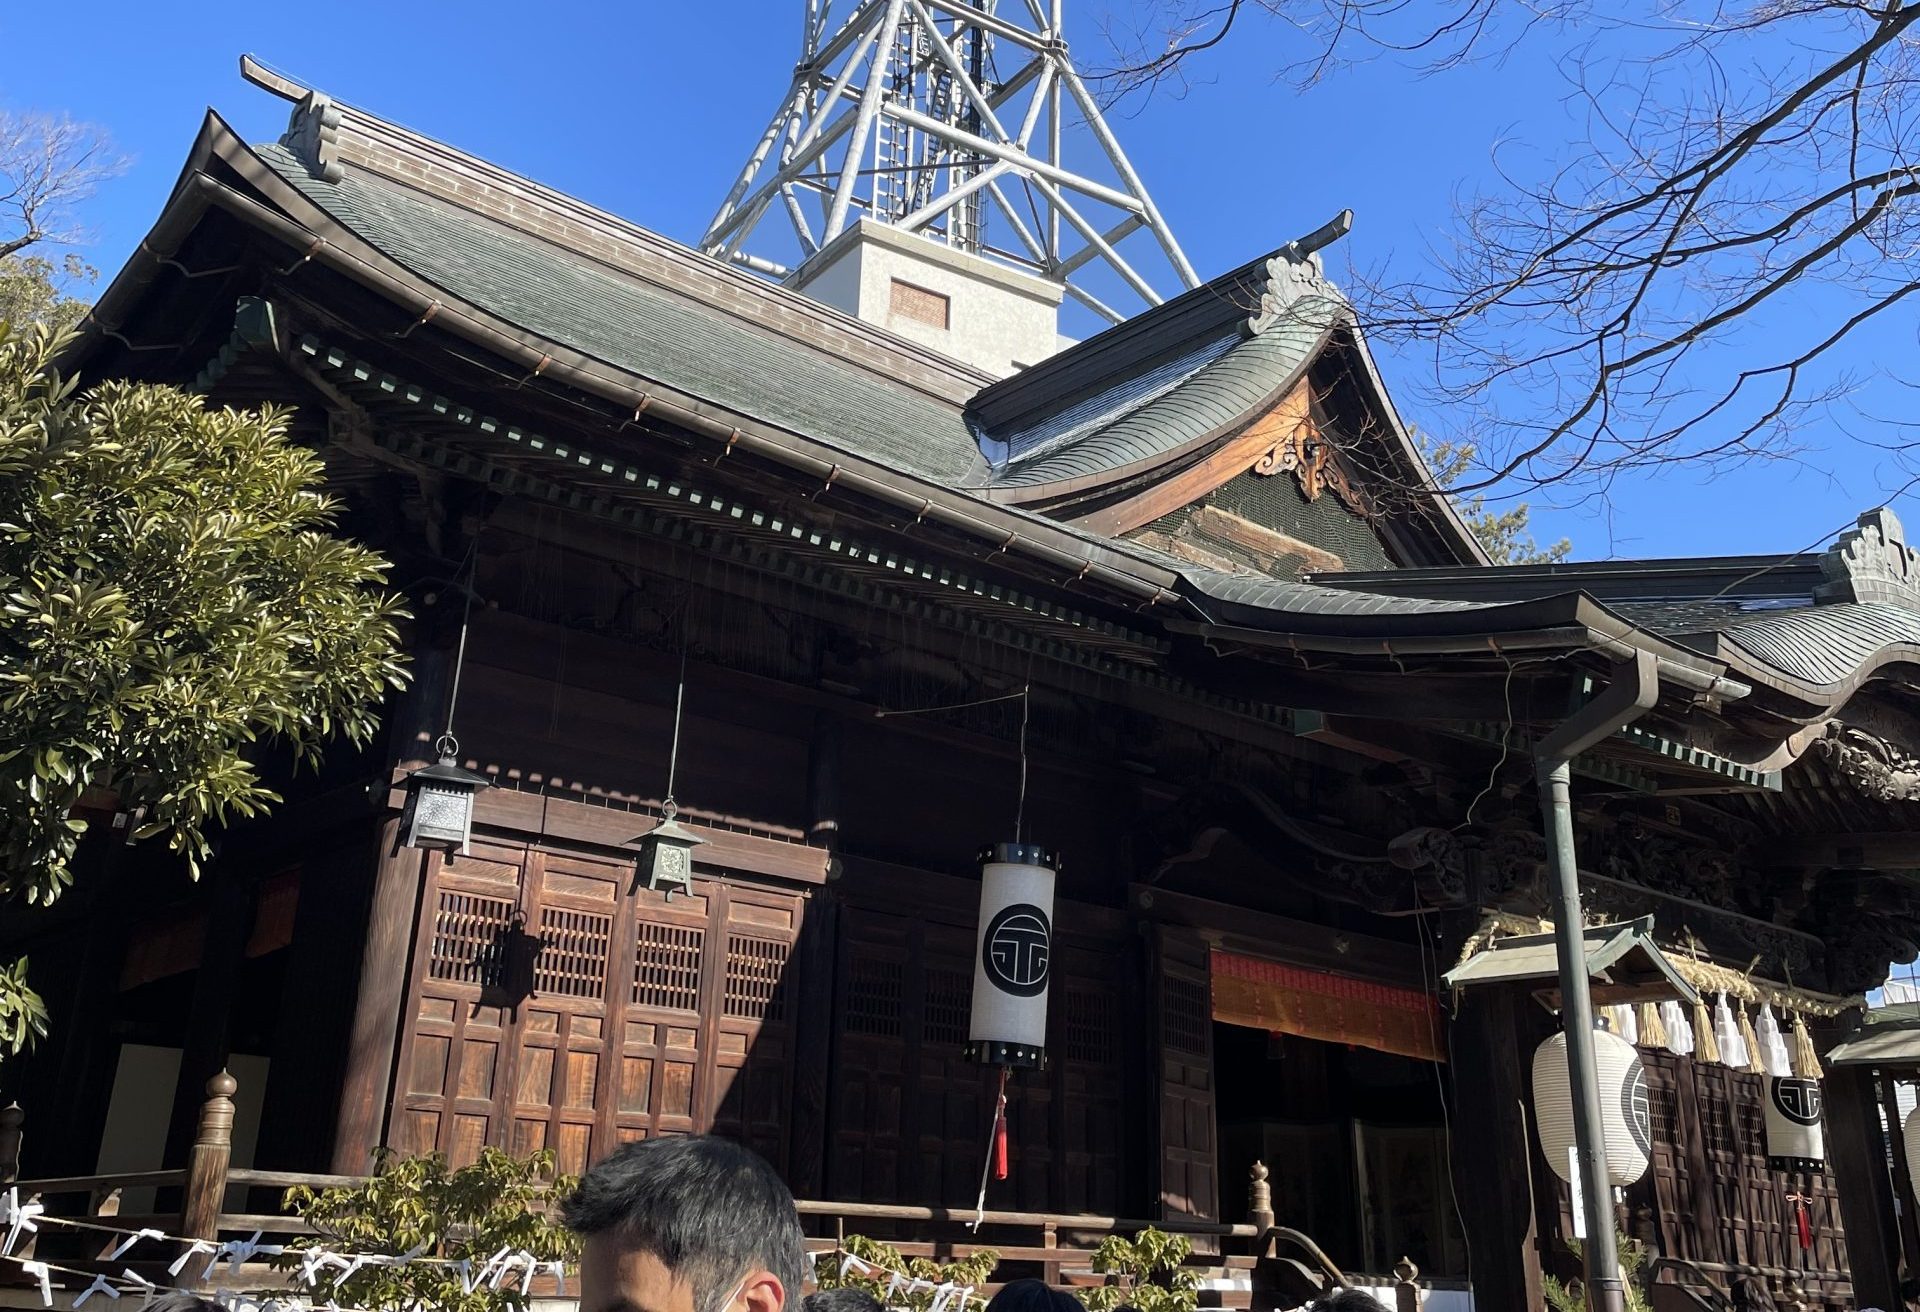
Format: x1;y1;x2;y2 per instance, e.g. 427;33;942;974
983;328;1328;505
72;116;1920;722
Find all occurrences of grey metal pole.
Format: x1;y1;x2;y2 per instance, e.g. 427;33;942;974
1540;759;1626;1312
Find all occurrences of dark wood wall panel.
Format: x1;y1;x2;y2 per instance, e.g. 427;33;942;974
1639;1053;1850;1305
828;897;1129;1215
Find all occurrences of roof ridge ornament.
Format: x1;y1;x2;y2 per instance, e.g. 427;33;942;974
1246;212;1353;338
1814;507;1920;609
281;90;344;184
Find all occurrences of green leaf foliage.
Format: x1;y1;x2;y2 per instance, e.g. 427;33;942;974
0;959;47;1056
813;1235;1002;1312
0;254;93;334
1082;1228;1198;1312
273;1147;580;1312
1542;1228;1652;1312
1417;434;1572;566
0;322;409;909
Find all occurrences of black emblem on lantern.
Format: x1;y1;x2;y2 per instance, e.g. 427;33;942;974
1622;1058;1653;1155
983;903;1051;996
1772;1076;1824;1126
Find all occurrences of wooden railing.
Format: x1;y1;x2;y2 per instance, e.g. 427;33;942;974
0;1074;1428;1308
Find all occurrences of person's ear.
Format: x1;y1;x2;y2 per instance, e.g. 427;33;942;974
738;1270;786;1312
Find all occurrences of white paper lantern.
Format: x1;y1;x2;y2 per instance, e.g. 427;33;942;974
1903;1106;1920;1180
1532;1028;1653;1188
966;843;1056;1069
1763;1076;1824;1170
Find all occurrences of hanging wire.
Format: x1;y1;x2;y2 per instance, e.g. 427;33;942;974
661;549;698;820
437;537;481;760
664;641;690;815
1014;682;1031;843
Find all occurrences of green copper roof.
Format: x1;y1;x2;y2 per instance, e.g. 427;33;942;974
256;144;990;485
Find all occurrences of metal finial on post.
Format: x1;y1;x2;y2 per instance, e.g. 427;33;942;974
1247;1160;1275;1232
1392;1257;1419;1312
0;1103;24;1187
180;1071;237;1244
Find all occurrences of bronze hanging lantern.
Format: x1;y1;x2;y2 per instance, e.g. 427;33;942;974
401;733;493;854
630;800;706;900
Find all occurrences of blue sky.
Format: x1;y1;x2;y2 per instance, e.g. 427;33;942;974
5;1;1910;561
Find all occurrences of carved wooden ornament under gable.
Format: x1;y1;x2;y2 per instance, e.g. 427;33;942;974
1250;413;1371;515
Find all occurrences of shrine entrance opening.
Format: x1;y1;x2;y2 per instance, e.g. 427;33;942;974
1214;1022;1466;1281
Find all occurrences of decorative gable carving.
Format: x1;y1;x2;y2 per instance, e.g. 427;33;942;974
1815;507;1920;609
1251;414;1370;515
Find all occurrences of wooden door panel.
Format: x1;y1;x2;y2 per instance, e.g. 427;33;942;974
392;843;526;1165
392;842;809;1179
708;885;804;1169
1156;927;1217;1224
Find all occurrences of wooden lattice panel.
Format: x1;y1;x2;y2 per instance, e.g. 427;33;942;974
846;956;904;1036
428;891;514;986
634;921;705;1011
1162;974;1210;1056
723;935;791;1021
535;907;612;999
922;967;971;1046
1061;986;1114;1063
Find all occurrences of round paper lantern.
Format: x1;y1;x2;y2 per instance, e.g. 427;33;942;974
1903;1105;1920;1180
1532;1028;1653;1188
966;843;1056;1069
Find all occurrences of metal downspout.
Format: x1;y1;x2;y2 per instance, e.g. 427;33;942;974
1533;650;1660;1312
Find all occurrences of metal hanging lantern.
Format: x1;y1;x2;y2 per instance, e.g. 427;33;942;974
630;801;706;900
402;734;493;854
966;842;1056;1070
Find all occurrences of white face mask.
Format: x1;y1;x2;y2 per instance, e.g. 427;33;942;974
708;1271;753;1312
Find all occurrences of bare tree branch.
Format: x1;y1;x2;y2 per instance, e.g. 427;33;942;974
0;111;125;260
1098;0;1920;514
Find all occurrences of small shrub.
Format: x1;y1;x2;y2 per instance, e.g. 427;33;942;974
272;1147;579;1312
1083;1228;1198;1312
1542;1229;1651;1312
813;1234;1000;1311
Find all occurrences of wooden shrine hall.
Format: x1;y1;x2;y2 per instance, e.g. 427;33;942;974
16;56;1920;1311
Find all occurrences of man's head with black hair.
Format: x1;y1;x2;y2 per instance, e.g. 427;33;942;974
802;1289;884;1312
1307;1291;1386;1312
564;1135;806;1312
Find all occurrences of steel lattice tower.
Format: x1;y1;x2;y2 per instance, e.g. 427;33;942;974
701;1;1199;324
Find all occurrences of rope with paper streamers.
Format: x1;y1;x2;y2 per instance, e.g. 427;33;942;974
812;1237;996;1312
1455;911;1863;1017
0;1190;566;1310
0;1194;987;1312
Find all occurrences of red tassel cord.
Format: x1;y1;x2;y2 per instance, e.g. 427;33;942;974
992;1085;1010;1181
972;1067;1011;1230
1786;1189;1813;1252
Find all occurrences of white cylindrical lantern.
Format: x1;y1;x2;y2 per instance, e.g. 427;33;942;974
1763;1076;1825;1171
1903;1106;1920;1180
1532;1028;1653;1188
966;843;1056;1069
